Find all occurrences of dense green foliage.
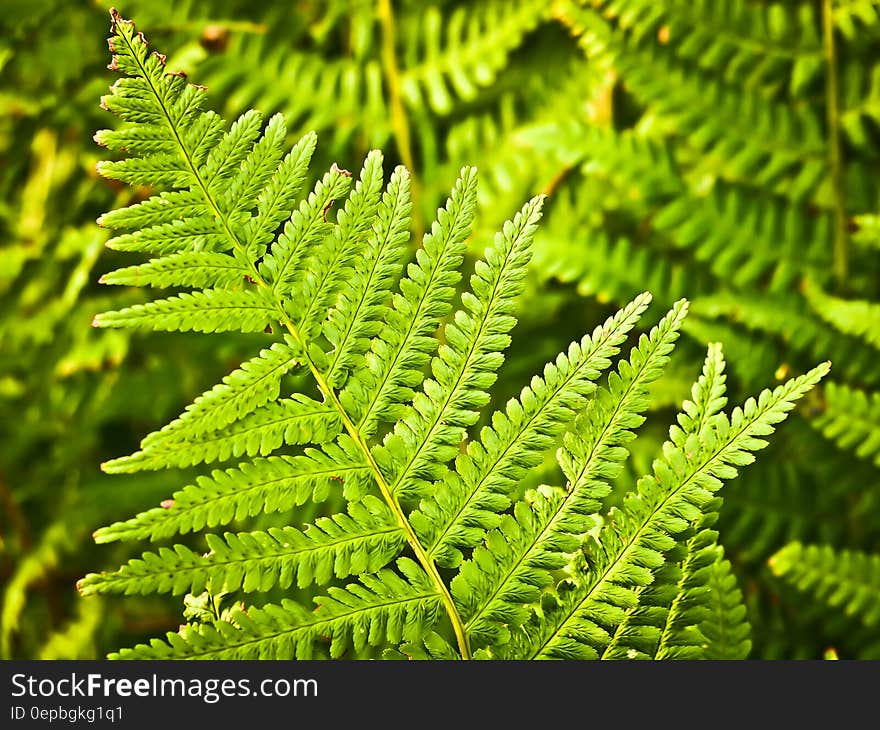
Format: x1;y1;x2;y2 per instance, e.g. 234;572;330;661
70;12;828;660
1;1;877;659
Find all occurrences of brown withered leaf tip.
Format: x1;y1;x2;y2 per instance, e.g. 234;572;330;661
108;8;132;32
105;10;210;98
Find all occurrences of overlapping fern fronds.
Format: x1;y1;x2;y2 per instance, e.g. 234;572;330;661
77;12;829;660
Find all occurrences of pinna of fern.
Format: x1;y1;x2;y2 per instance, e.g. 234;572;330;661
77;11;829;660
771;541;880;652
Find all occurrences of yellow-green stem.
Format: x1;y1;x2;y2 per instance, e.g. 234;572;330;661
376;0;423;238
271;310;472;661
823;0;848;289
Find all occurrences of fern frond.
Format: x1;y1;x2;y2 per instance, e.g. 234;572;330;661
37;598;105;661
675;341;728;439
400;0;547;114
531;158;713;309
98;252;249;289
102;219;229;255
689;292;879;384
79;496;405;596
557;2;829;203
376;195;545;502
803;278;880;350
83;11;833;662
295;150;385;341
94;440;371;543
452;487;565;651
571;0;822;93
813;382;880;466
258;169;353;310
324;165;412;388
697;553;752;659
519;363;829;659
454;300;687;649
413;292;652;567
600;524;710;660
245;130;318;252
598;345;733;659
93;289;277;334
771;542;880;627
641;520;750;660
97;190;206;230
654;182;831;288
204;42;389;153
835;0;880;39
140;340;299;445
110;559;442;659
341;168;478;434
102;395;340;473
558;301;689;502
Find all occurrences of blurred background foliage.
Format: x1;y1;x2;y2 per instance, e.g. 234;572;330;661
1;0;878;659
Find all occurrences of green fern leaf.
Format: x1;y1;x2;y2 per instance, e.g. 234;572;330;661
598;344;734;659
80;496;405;596
518;362;829;659
697;552;752;659
258;169;352;305
813;382;880;466
245;130;318;251
102;395;340;472
453;300;688;648
140;340;299;445
771;542;880;627
94;439;370;543
324;165;412;388
341;167;478;434
81;11;831;662
110;559;442;659
400;0;547;114
375;195;545;501
414;292;652;568
98;252;249;289
295;151;385;341
93;289;277;334
804;278;880;350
